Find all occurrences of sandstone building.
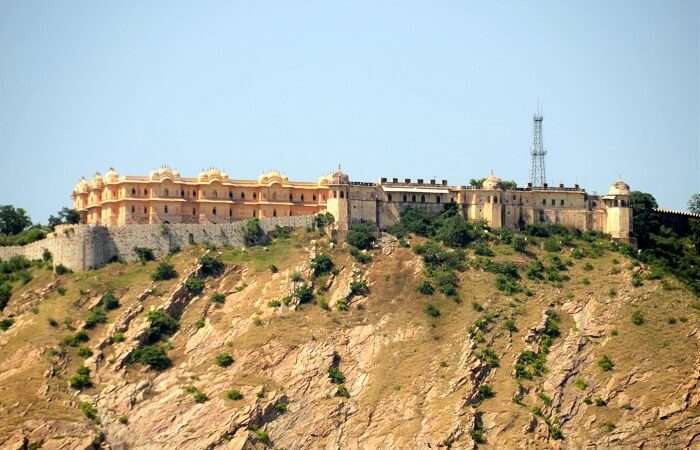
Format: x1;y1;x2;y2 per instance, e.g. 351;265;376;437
72;167;632;240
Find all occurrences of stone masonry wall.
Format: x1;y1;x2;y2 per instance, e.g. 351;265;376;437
0;215;314;271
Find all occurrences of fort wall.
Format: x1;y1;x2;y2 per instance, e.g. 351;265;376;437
0;215;314;271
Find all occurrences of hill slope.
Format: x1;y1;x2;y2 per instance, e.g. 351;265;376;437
1;229;699;449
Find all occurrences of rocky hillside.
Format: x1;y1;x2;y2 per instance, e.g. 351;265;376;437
1;226;700;450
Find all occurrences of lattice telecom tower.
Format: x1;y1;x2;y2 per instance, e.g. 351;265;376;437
529;112;547;187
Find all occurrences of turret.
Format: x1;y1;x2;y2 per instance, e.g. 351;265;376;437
324;168;350;231
603;180;632;240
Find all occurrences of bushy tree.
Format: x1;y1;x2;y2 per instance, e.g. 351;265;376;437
347;223;377;250
243;218;266;246
0;205;31;235
48;207;80;229
311;253;334;276
689;193;700;215
435;215;476;248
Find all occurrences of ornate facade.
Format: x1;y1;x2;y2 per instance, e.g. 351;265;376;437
73;167;632;240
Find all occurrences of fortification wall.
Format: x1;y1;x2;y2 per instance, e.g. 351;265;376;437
0;215;314;271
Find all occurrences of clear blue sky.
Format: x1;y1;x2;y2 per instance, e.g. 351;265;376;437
1;1;698;223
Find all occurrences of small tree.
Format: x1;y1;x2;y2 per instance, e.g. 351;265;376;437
311;253;334;276
134;247;155;264
152;262;177;281
243;218;266;246
347;223;377;250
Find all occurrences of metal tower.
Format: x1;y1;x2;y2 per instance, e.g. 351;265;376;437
529;112;547;187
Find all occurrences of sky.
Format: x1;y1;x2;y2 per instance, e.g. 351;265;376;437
1;1;698;223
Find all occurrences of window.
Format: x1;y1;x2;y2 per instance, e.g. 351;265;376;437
181;190;185;197
403;195;407;202
229;192;233;199
144;207;147;214
253;193;257;199
214;191;218;198
253;210;256;217
542;199;546;205
144;189;148;196
421;195;425;203
213;207;217;215
340;191;345;199
388;194;393;202
241;192;245;199
301;194;304;201
494;197;498;204
164;206;168;214
192;208;196;216
436;195;441;204
229;208;232;217
412;195;416;203
288;193;292;201
290;211;293;216
131;206;135;213
192;190;196;197
165;188;169;197
513;195;516;200
451;197;455;203
560;199;564;206
551;199;556;206
131;188;136;195
273;209;277;217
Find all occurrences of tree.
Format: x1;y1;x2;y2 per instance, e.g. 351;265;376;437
629;191;660;249
501;180;518;190
689;194;700;215
347;223;377;250
435;215;476;248
0;205;31;235
243;218;266;246
48;207;81;229
469;178;485;188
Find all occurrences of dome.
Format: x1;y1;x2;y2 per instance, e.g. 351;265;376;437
482;174;501;190
198;168;228;183
104;167;119;183
74;177;89;194
608;180;630;196
324;167;349;185
89;173;104;190
258;170;288;185
149;166;180;181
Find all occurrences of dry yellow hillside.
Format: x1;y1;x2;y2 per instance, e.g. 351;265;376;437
0;228;699;450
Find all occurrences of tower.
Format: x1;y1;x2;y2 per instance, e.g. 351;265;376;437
529;112;547;187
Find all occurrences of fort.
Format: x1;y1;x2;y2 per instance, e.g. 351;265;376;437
0;165;633;271
71;166;632;239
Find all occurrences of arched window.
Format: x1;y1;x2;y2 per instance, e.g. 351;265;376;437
213;207;217;215
192;190;196;197
181;190;185;197
214;191;218;198
272;192;277;200
253;193;257;199
494;197;498;204
229;192;233;199
164;205;168;214
131;188;136;195
241;192;245;199
290;211;293;216
333;191;337;198
229;208;232;217
144;189;148;196
542;199;546;205
164;188;169;197
301;194;304;201
289;193;292;201
313;194;316;201
253;210;256;217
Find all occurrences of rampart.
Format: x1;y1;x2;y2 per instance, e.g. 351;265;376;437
0;215;314;271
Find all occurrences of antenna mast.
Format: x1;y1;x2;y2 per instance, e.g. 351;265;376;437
529;111;547;187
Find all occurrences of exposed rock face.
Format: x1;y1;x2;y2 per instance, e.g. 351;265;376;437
2;235;700;449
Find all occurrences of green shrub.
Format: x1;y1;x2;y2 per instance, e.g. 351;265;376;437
582;277;591;285
350;247;373;264
48;317;58;327
574;378;588;390
293;283;314;303
130;345;171;370
311;253;334;276
598;355;615;372
336;385;350;398
313;212;335;231
269;225;292;239
0;318;14;331
152;262;177;281
328;366;346;384
100;291;120;310
216;352;234;367
226;389;243;400
63;330;89;347
210;292;226;304
595;397;607;407
538;392;552;406
268;299;282;308
84;307;107;329
543;237;561;252
504;319;517;333
69;366;92;390
185;277;205;295
243;218;266;246
269;264;278;273
199;255;224;277
512;236;527;253
55;264;71;275
252;429;271;445
496;275;522;294
631;310;644;325
184;385;208;403
349;280;369;298
133;247;155;264
417;279;434;295
78;346;93;358
583;262;594;271
144;310;179;343
347;223;377;250
473;242;494;257
435;215;478;248
118;415;128;424
477;347;500;368
79;402;98;422
433;269;459;296
471;428;486;444
631;273;644;287
0;283;11;311
112;332;125;343
477;384;495;401
424;304;440;317
335;299;349;311
414;240;466;271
